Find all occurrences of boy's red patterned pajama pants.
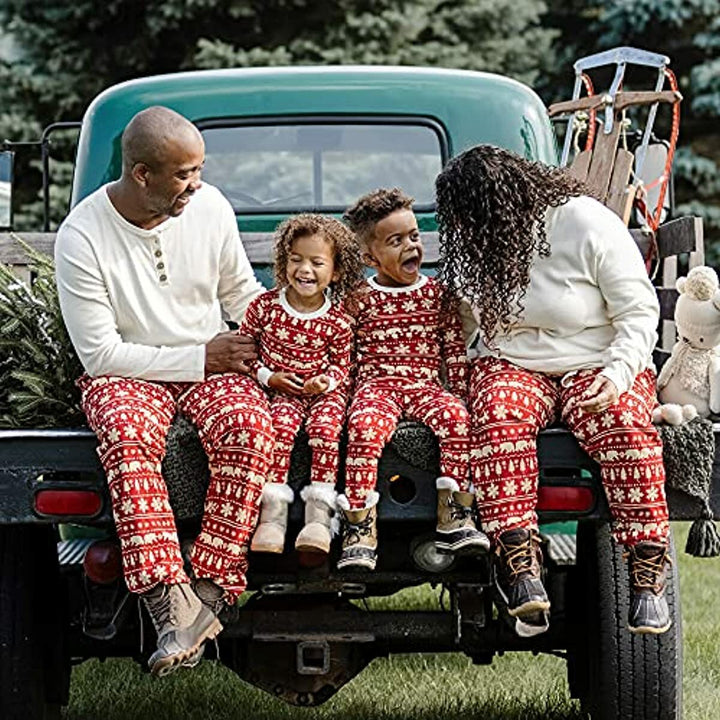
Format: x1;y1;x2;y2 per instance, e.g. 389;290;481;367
469;358;669;546
79;372;273;599
266;391;347;485
344;378;471;508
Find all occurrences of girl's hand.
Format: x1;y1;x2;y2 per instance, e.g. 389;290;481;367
304;374;331;395
268;372;305;395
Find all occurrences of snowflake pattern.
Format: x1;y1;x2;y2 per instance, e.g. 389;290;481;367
79;372;272;599
343;277;472;506
469;360;668;545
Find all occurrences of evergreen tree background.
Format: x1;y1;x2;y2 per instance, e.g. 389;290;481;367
1;0;717;254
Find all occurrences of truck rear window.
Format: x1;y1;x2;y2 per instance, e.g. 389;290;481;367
199;120;445;213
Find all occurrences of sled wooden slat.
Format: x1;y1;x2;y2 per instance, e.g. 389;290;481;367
605;148;635;223
568;149;592;183
585;120;622;201
548;90;682;118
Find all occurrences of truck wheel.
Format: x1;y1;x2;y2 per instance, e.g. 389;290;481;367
0;525;70;720
568;522;682;720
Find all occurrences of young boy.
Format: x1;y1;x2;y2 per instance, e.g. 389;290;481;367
338;188;489;571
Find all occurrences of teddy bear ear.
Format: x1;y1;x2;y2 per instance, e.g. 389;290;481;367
676;277;687;293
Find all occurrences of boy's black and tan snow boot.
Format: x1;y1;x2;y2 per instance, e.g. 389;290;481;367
435;477;490;555
336;492;379;571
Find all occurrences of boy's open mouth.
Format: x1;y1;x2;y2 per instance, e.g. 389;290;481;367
401;256;420;273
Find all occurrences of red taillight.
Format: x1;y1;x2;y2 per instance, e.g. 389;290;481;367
83;540;123;584
537;486;594;512
34;489;102;517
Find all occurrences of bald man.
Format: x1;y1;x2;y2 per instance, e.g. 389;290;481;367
55;106;270;676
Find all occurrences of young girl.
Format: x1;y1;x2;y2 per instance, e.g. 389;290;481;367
242;214;363;557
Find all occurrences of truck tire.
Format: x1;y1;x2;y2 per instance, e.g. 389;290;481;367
0;525;70;720
568;522;682;720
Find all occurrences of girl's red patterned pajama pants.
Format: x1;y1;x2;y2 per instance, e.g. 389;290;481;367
266;390;347;485
344;378;471;508
469;358;669;547
79;372;273;599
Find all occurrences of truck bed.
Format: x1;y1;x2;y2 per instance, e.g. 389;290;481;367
1;420;718;527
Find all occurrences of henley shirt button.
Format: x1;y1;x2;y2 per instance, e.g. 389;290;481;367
154;250;162;257
159;274;168;282
156;262;165;270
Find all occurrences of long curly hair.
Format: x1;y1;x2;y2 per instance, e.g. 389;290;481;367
273;214;363;302
435;144;587;346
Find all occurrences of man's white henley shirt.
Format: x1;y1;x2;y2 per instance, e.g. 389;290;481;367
55;182;263;382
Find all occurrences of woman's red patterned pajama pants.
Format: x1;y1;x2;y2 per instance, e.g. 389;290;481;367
266;390;347;485
79;372;273;599
469;358;669;546
344;378;471;508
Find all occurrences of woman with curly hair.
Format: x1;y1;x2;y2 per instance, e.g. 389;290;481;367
435;144;671;637
241;214;363;557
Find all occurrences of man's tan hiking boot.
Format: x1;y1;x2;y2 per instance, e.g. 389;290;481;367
142;582;222;676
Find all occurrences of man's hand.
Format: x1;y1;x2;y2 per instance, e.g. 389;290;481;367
577;376;619;414
205;332;257;374
268;372;305;395
304;374;331;395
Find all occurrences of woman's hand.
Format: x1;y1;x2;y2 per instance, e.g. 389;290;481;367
577;376;619;413
304;374;331;395
268;372;305;395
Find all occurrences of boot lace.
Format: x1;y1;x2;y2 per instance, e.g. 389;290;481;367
498;535;535;579
625;547;671;590
144;586;178;634
342;513;374;545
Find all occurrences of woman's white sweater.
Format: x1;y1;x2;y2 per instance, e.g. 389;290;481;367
467;195;659;395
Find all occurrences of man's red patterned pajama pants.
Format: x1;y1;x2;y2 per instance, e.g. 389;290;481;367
266;391;347;485
469;358;669;546
344;378;471;508
79;372;273;599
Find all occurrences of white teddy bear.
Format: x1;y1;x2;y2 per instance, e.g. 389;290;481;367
652;265;720;425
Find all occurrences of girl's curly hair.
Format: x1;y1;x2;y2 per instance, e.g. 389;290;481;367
435;144;587;346
273;213;364;301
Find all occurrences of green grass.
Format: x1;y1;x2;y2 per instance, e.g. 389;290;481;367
64;523;720;720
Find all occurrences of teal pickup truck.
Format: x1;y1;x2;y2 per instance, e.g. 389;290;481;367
0;64;714;720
